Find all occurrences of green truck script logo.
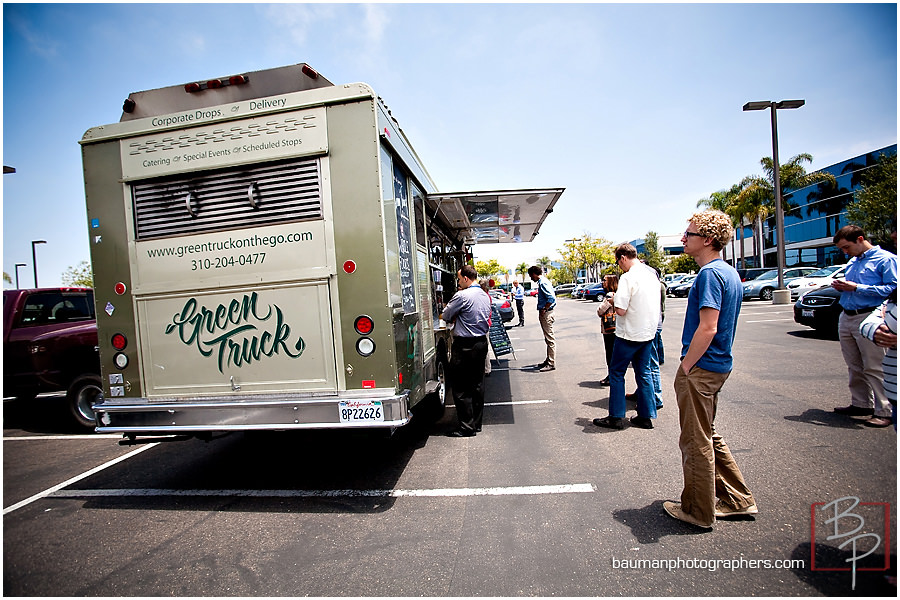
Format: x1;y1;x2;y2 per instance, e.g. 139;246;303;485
165;292;305;373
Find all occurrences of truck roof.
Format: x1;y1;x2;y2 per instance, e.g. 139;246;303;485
118;63;334;122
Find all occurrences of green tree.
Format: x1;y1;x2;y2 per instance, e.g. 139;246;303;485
515;262;530;281
474;259;504;280
3;272;11;285
697;183;746;268
639;231;667;273
558;234;616;282
847;152;897;250
62;260;94;287
735;153;835;267
667;253;699;274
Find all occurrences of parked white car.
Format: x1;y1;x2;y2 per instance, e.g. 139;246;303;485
788;264;848;300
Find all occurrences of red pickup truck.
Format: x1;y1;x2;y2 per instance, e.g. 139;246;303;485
3;288;101;429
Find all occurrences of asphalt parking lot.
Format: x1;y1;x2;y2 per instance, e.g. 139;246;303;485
4;296;896;596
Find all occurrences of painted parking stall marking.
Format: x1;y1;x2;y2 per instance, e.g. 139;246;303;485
50;483;597;500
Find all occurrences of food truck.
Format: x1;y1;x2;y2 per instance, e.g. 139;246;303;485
80;63;563;439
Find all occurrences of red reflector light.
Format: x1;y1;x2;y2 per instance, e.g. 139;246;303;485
114;282;127;295
229;75;248;86
111;333;127;351
184;82;201;93
399;372;403;385
343;260;357;274
301;65;319;79
207;79;223;89
362;380;376;389
354;315;374;335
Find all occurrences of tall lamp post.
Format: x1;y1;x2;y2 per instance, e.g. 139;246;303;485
31;240;46;288
14;263;26;289
742;99;805;304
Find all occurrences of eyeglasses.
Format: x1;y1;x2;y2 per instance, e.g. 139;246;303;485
683;231;705;238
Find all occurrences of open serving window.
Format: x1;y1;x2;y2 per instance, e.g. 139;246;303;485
427;188;564;245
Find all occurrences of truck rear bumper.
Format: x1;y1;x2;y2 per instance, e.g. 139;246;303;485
94;390;410;433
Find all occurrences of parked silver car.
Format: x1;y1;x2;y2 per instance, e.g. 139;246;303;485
742;267;818;300
788;264;848;300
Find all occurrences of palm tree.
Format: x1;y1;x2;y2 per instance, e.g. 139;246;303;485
516;262;530;282
735;153;835;268
537;256;551;273
697;182;746;268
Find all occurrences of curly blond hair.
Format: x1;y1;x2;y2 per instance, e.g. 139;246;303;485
689;210;734;250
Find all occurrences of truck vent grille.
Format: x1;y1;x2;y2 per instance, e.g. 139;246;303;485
132;157;322;240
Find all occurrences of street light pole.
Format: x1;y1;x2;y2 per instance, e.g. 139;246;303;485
31;240;46;288
742;99;805;304
14;263;26;289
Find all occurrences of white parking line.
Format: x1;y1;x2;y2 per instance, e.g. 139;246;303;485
448;399;551;410
4;434;123;441
50;483;596;499
745;318;796;323
3;443;159;515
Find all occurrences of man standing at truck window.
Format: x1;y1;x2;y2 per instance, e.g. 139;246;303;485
663;210;756;530
528;265;556;371
441;264;492;437
512;280;526;327
831;224;897;428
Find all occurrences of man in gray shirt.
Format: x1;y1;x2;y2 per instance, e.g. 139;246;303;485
441;264;492;437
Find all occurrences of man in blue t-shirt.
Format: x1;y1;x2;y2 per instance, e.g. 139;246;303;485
662;210;757;530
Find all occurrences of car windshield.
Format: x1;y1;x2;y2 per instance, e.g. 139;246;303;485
807;265;842;278
756;269;779;280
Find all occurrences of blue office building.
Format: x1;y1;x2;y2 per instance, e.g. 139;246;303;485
762;144;896;268
631;145;895;270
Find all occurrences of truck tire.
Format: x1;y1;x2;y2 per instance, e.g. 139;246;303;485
67;374;102;430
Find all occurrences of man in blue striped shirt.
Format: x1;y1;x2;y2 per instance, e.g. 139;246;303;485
831;225;897;428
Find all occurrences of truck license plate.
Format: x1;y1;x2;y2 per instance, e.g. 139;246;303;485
802;309;814;318
339;400;384;424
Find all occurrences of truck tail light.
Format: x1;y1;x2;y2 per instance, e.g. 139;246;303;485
111;333;127;351
354;315;374;335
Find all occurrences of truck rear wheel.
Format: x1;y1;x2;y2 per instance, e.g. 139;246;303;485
67;374;102;430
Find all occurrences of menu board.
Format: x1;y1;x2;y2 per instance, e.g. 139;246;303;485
394;163;416;315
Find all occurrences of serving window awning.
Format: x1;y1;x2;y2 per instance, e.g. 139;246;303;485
427;188;564;244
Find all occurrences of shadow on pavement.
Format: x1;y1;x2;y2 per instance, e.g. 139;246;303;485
790;542;896;596
612;500;714;543
784;409;872;429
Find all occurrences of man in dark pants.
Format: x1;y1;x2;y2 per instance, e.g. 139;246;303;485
512;279;526;326
441;264;492;437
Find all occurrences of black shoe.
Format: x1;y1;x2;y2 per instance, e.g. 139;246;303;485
630;416;654;429
656;403;664;410
447;428;475;437
625;393;637;402
593;416;625;430
834;405;874;416
598;378;610;387
534;361;548;369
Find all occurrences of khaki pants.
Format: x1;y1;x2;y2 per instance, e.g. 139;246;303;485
675;365;755;527
539;308;556;367
839;311;890;417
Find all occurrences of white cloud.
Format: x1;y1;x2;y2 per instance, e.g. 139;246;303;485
8;13;60;59
262;4;337;46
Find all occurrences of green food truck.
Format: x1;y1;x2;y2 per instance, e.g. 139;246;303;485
80;63;563;439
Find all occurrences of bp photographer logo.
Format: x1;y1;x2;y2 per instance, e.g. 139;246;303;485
811;497;890;590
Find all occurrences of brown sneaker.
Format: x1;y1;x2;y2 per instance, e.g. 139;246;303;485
714;501;759;518
863;416;892;428
663;501;713;529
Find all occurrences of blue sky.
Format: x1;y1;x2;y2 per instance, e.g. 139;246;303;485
3;3;897;286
